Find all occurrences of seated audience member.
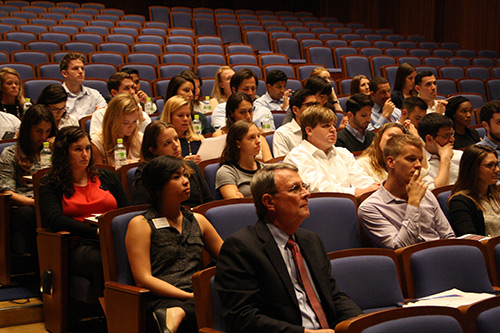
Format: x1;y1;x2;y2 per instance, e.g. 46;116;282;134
368;76;402;130
350;74;370;95
211;69;275;131
126;155;223;333
284;105;379;195
478;101;500;183
165;74;211;134
59;53;107;119
0;67;26;118
390;63;417;109
358;134;455;249
449;145;500;237
91;93;142;166
418;112;462;189
414;70;447;114
215;163;362;332
0;105;56;263
282;76;336;125
131;121;213;207
209;66;234;111
445;96;480;149
180;69;205;115
121;67;157;114
213;92;273;160
336;93;375;153
355;123;406;183
398;96;428;136
309;67;343;112
38;84;78;130
40;126;129;297
160;95;204;162
273;89;317;157
90;72;151;135
254;69;291;112
216;120;265;199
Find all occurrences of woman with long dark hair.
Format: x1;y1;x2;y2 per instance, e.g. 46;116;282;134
40;126;129;297
391;63;417;109
449;145;500;236
38;83;78;129
216;120;265;199
126;155;222;332
0;105;57;259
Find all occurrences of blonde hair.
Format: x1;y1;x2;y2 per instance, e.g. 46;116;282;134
0;67;26;106
161;95;203;141
359;123;406;180
101;93;141;157
309;67;329;78
211;66;233;103
300;105;337;140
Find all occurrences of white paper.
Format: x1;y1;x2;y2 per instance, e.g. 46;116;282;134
196;135;227;161
402;288;496;308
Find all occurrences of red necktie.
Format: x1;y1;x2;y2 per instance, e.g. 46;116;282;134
286;237;329;329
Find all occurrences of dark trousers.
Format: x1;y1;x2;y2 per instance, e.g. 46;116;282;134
69;240;104;297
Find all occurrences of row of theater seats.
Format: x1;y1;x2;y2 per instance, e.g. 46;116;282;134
98;195;500;332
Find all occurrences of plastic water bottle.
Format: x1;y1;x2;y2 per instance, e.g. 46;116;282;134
202;96;211;114
40;142;52;168
114;138;126;169
261;114;273;132
23;98;32;112
144;97;154;115
193;115;202;135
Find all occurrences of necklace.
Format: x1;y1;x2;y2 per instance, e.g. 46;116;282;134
0;100;21;118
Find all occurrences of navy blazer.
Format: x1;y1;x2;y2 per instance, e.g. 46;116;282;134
215;220;362;333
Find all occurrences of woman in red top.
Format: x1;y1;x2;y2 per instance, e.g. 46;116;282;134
40;126;129;297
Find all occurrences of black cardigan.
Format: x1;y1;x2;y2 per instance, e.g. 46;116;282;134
448;194;485;236
131;160;213;208
39;169;129;239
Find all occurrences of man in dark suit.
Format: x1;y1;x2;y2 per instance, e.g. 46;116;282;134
215;163;362;332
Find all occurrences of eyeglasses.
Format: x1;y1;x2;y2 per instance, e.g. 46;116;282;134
48;105;66;114
302;102;320;108
287;182;310;194
436;130;455;140
481;162;500;170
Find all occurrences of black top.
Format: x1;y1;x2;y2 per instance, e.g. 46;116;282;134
453;127;480;150
39;168;129;239
131;160;213;208
180;137;202;157
336;128;375;153
449;194;485;236
0;101;23;118
390;90;405;109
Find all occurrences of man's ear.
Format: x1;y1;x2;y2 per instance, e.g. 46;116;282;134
231;86;237;94
305;126;313;137
482;120;489;132
414;84;421;94
61;69;68;79
347;111;354;121
292;105;299;117
386;155;396;169
400;109;408;121
110;89;117;97
262;193;275;212
424;133;434;145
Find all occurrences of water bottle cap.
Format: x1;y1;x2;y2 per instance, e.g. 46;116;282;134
147;97;151;101
194;114;199;119
43;142;50;148
205;96;210;100
26;98;30;102
117;138;123;144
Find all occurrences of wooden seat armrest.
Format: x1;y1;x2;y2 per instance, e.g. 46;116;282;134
104;281;149;333
199;328;225;333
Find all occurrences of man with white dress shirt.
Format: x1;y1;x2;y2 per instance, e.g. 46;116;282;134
418;112;462;190
273;89;317;157
414;71;447;114
285;105;379;195
358;133;455;249
368;76;402;130
59;53;107;120
254;69;291;112
89;72;151;135
211;68;275;131
477;101;500;183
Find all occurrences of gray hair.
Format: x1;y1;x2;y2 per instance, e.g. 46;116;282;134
250;163;298;220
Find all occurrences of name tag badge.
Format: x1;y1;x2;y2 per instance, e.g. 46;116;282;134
152;218;170;229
